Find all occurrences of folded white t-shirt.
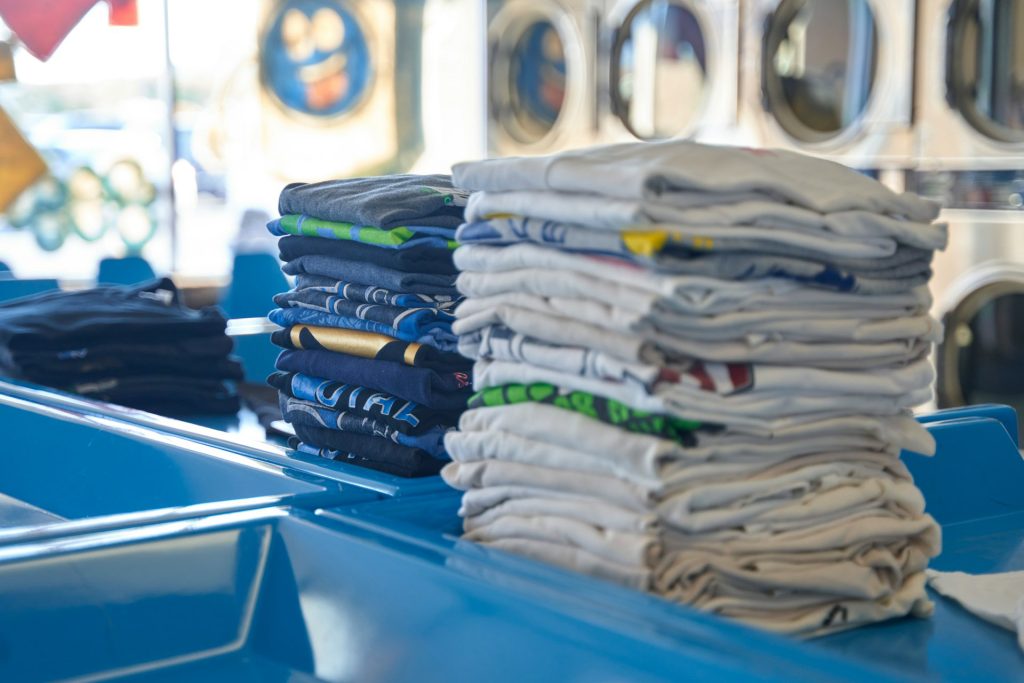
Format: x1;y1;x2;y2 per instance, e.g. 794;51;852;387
453;139;939;221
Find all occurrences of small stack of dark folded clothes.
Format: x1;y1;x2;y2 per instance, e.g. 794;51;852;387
0;278;242;415
266;174;474;478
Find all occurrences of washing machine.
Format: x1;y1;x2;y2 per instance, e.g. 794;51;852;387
257;0;426;181
598;0;740;144
915;0;1024;170
739;0;916;168
935;261;1024;430
911;0;1024;410
486;0;602;156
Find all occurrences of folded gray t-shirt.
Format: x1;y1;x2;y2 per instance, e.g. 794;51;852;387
278;174;469;229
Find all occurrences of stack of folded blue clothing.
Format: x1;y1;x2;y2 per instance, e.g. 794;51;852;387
266;174;474;477
0;278;242;415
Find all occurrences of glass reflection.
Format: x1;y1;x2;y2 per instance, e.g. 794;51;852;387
765;0;877;141
949;0;1024;142
507;21;567;142
613;0;707;139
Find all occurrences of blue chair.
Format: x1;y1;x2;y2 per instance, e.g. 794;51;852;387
221;252;289;319
0;261;10;274
0;278;60;303
97;256;156;286
221;252;289;382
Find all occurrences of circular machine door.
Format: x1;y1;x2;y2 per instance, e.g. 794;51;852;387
938;268;1024;430
489;5;581;149
946;0;1024;144
260;0;373;120
761;0;879;144
610;0;709;140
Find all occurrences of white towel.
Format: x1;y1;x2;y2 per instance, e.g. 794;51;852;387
927;569;1024;652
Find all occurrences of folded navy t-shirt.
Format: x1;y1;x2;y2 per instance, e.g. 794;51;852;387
282;255;459;296
0;279;227;352
278;235;456;275
290;423;445;478
267;370;462;434
275;349;470;411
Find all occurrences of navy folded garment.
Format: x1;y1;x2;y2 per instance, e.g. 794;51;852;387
0;278;228;352
274;288;455;329
290;424;445;478
278;174;468;229
69;375;240;415
271;325;470;372
20;354;243;385
10;336;240;382
291;440;444;478
279;394;449;458
275;349;471;410
278;235;457;275
12;335;235;364
283;255;459;296
294;275;462;310
268;308;458;352
267;371;461;434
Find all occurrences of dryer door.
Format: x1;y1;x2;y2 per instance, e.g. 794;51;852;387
760;0;879;144
488;1;590;154
609;0;709;140
938;267;1024;432
945;0;1024;145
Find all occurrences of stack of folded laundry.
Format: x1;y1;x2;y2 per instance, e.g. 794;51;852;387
266;175;475;477
0;278;242;415
442;141;948;636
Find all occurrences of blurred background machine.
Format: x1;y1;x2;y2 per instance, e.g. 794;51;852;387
598;0;740;144
486;0;600;155
739;0;916;170
911;0;1024;415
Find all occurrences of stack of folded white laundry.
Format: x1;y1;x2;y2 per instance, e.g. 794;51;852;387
441;140;947;637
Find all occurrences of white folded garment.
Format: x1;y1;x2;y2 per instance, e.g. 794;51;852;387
464;513;661;567
926;569;1024;652
662;512;941;557
448;427;918;510
448;432;921;540
455;267;934;318
688;572;934;638
657;542;929;602
454;244;934;315
455;291;941;344
462;326;666;388
458;306;930;370
476;536;652;590
453;403;926;472
461;490;658;534
465;192;948;251
443;456;929;540
463;329;936;397
472;360;933;425
458;530;932;637
452;139;939;221
443;459;657;512
465;212;899;260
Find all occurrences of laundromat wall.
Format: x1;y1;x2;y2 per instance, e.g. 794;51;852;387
2;0;1024;413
